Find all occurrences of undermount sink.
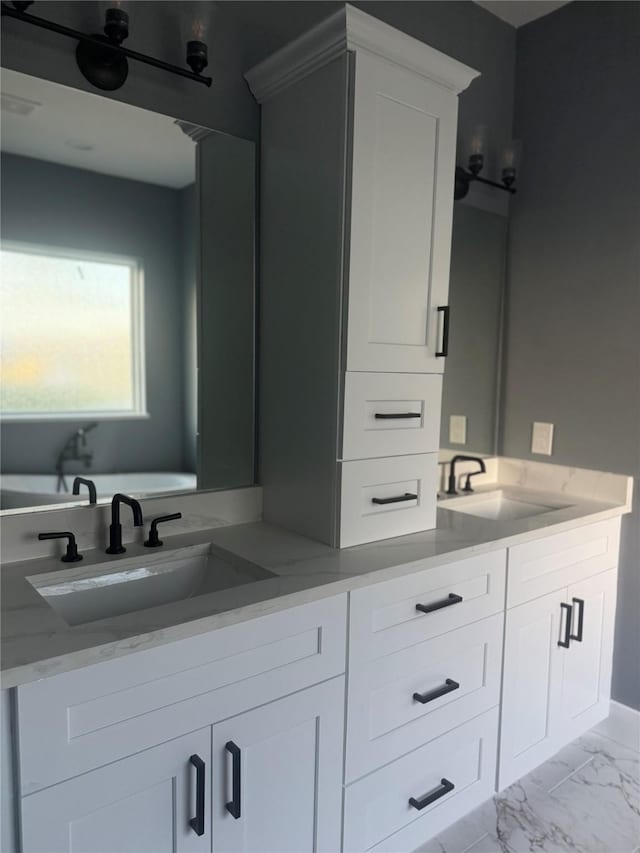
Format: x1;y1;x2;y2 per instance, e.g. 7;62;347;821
440;490;568;522
28;544;276;626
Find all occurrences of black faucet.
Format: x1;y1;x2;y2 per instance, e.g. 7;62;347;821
73;476;97;505
106;493;144;554
446;455;486;496
55;423;98;493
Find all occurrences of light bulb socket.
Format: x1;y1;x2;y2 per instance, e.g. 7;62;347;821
186;40;208;74
468;153;484;176
104;7;129;44
502;167;516;188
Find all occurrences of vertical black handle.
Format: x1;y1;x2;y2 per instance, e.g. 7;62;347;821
189;754;205;836
225;741;241;819
570;597;585;642
436;305;450;357
558;602;573;648
409;778;455;810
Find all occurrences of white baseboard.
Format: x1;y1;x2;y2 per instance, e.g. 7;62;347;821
593;700;640;752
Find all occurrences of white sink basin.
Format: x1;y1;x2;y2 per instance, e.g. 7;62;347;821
440;490;567;521
28;544;275;626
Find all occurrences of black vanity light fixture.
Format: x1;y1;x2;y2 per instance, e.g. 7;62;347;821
0;1;212;90
455;124;521;200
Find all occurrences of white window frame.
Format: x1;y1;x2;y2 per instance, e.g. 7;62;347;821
0;241;148;422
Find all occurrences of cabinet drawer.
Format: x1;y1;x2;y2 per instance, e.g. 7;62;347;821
343;708;498;853
339;454;438;547
341;372;442;460
346;613;503;782
507;518;621;607
349;550;506;665
17;594;347;794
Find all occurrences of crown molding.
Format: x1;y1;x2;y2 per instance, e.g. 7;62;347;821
174;120;213;143
245;5;480;103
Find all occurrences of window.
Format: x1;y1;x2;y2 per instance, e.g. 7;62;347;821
0;244;146;419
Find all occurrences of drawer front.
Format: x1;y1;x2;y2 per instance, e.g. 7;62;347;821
341;372;442;460
507;518;621;607
349;550;506;665
346;613;503;782
17;594;347;794
343;708;499;853
339;454;438;548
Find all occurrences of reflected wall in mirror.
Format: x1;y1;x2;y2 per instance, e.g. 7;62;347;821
440;203;507;457
0;70;256;512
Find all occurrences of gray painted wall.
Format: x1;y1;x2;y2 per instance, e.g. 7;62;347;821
441;206;507;455
1;153;191;475
502;1;640;708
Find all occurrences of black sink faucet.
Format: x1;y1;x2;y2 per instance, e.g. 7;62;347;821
106;493;144;554
446;455;486;496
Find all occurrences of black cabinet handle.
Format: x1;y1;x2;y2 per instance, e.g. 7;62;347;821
570;597;585;642
436;305;450;357
374;412;422;420
416;593;463;615
409;778;455;810
558;602;573;648
413;678;460;705
371;493;418;505
189;754;205;836
225;741;241;819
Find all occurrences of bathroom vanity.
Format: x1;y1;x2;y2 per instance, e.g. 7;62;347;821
0;5;636;853
1;460;632;852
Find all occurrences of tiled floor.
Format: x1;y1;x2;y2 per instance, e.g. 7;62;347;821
416;710;640;853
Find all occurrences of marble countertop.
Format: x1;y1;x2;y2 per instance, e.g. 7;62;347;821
1;463;633;689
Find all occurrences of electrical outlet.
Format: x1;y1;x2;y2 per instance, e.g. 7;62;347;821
449;414;467;445
531;421;554;455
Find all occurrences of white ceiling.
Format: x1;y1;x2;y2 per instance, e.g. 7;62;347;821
0;68;196;188
474;1;571;27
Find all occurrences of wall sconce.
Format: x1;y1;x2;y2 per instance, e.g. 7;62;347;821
455;125;520;200
0;1;212;90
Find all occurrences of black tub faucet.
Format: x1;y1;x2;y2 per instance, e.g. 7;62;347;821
106;493;144;554
446;455;486;496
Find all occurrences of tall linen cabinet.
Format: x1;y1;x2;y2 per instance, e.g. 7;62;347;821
246;6;478;547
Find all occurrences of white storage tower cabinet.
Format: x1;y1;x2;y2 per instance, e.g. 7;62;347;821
246;5;479;547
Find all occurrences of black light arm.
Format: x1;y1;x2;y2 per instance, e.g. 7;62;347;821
0;4;212;88
455;165;516;200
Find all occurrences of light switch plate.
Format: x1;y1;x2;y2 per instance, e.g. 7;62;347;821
531;421;554;455
449;414;467;445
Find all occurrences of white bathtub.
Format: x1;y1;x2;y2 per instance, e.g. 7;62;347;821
0;472;197;510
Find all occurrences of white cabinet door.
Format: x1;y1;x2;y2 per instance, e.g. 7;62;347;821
21;729;211;853
347;49;458;374
562;569;617;741
212;677;344;853
499;590;569;789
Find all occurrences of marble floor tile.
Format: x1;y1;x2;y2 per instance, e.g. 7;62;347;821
414;727;640;853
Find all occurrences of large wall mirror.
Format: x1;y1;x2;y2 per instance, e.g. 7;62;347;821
0;69;256;512
440;202;507;458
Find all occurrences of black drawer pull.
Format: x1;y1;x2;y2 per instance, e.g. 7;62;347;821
416;593;463;615
371;493;418;505
570;597;584;642
374;412;422;420
413;678;460;704
558;601;573;648
189;754;205;836
436;305;450;357
225;741;241;819
409;778;455;810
